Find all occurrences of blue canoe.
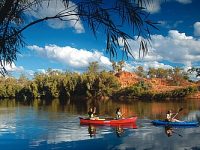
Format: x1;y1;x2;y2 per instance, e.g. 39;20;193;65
152;120;199;127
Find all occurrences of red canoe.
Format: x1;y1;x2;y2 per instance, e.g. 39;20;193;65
79;116;137;125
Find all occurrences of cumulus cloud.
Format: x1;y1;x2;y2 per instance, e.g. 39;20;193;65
36;68;63;74
144;0;191;14
173;20;183;28
26;0;84;33
158;20;183;29
27;45;112;72
194;22;200;36
123;61;173;73
142;61;173;70
37;69;46;74
127;30;200;68
168;30;193;39
146;1;161;13
26;29;200;73
176;0;192;4
0;62;24;73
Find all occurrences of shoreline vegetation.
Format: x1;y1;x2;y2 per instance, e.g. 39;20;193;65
0;62;199;102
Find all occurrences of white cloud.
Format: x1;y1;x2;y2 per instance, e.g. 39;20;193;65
26;0;84;33
168;30;193;40
194;22;200;36
27;45;112;72
25;70;35;76
173;20;183;28
124;61;173;72
176;0;192;4
143;61;173;70
0;62;24;73
26;29;200;75
127;30;200;69
145;0;162;14
158;20;183;29
36;68;63;74
144;0;191;14
158;20;167;26
37;69;46;74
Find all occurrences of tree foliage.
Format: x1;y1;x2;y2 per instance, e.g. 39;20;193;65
112;60;125;73
0;62;120;100
0;64;197;101
135;66;146;78
188;67;200;77
0;0;158;75
146;67;189;85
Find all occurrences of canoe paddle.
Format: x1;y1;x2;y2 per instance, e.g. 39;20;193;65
172;130;183;137
172;108;183;119
165;126;183;137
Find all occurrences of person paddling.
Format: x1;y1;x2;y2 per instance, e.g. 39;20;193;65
88;107;99;120
116;107;123;119
166;110;182;122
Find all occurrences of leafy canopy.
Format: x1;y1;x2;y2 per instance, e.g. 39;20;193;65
0;0;158;75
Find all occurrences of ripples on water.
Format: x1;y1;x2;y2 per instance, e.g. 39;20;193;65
0;99;199;150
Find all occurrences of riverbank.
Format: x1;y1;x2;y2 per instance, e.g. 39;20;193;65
114;71;199;101
186;91;200;99
0;70;199;101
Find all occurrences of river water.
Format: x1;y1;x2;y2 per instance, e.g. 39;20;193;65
0;99;199;150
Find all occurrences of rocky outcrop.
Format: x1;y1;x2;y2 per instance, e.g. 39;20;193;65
115;71;199;97
115;71;140;88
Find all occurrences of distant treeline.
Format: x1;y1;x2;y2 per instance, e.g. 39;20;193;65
0;70;120;100
0;62;198;101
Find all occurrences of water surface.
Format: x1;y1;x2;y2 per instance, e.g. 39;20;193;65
0;99;199;150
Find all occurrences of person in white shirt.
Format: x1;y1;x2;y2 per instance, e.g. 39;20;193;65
166;110;181;122
116;107;123;119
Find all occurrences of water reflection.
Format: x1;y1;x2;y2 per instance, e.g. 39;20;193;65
0;98;200;149
81;123;137;138
164;126;182;137
1;98;200;120
151;123;200;140
115;126;124;137
88;124;96;137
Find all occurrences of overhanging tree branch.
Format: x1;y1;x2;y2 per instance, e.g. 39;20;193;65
0;0;159;75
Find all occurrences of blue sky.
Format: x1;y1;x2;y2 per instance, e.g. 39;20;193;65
6;0;200;78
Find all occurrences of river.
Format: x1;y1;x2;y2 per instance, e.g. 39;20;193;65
0;98;199;150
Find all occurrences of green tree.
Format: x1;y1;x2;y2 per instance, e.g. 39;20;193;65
30;82;39;98
148;67;157;78
188;67;200;77
156;68;168;78
135;66;146;78
0;0;157;74
87;61;99;74
59;72;78;98
167;67;189;86
98;71;120;96
112;61;118;73
118;61;125;72
112;61;125;73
